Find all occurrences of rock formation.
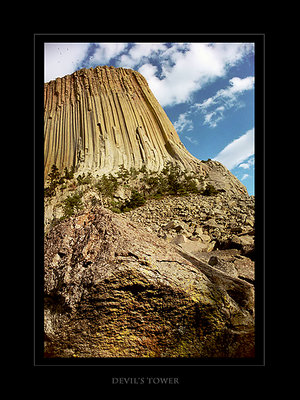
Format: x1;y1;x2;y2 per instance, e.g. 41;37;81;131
44;207;254;358
44;66;203;179
44;66;248;197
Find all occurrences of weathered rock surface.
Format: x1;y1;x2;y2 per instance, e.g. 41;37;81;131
44;66;203;179
44;66;248;198
127;192;255;256
202;159;249;197
44;207;254;358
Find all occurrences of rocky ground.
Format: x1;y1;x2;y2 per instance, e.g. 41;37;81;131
126;192;255;283
43;170;256;358
44;206;255;358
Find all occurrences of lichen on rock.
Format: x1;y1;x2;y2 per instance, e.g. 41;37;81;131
44;207;254;358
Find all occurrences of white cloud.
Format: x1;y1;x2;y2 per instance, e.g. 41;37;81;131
92;43;128;65
241;174;249;181
160;43;252;106
138;63;158;80
203;111;223;128
119;43;167;68
133;43;253;106
239;163;250;169
229;76;255;93
185;135;198;145
194;76;254;127
173;112;194;132
44;43;90;82
239;157;254;169
213;128;254;170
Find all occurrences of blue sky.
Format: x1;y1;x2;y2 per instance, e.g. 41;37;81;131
44;42;255;195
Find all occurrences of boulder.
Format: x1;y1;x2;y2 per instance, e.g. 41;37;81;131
193;226;203;236
198;233;211;243
171;237;216;256
231;234;255;257
162;219;189;233
171;234;187;245
44;207;254;358
198;249;255;284
179;240;209;254
208;256;219;266
204;218;220;228
162;220;177;230
233;255;255;283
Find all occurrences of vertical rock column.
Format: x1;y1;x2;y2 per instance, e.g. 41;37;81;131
44;66;203;180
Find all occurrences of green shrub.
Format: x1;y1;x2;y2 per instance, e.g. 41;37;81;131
201;184;219;196
48;164;60;184
181;173;199;194
141;175;161;195
129;167;139;178
77;172;92;185
165;163;183;194
108;199;123;213
139;165;147;174
116;164;130;182
110;189;146;213
64;166;75;180
62;192;83;217
128;189;146;208
44;185;56;198
144;162;200;197
121;189;146;212
95;174;119;197
44;164;61;197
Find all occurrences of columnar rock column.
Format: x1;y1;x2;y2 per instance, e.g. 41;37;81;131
44;66;203;180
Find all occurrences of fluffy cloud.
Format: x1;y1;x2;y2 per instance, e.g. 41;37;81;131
228;76;255;93
139;43;254;107
195;76;254;127
171;74;254;135
213;128;254;170
92;43;129;65
118;43;167;68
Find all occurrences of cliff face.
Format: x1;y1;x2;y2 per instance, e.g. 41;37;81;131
44;66;203;179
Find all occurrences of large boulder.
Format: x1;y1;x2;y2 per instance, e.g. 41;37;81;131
44;207;255;358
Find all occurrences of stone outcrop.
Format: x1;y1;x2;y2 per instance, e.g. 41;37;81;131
44;66;248;197
44;207;255;358
202;159;249;197
127;192;255;252
44;66;203;179
126;192;255;284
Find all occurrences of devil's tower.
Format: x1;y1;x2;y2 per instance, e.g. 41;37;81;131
43;66;255;360
44;66;205;180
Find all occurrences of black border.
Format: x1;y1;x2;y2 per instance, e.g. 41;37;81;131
33;33;266;378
